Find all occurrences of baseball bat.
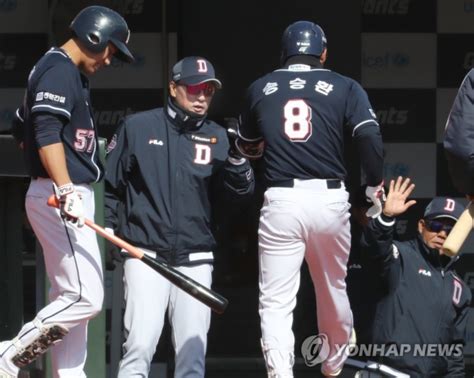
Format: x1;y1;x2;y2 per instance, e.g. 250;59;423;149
442;202;474;257
47;195;228;314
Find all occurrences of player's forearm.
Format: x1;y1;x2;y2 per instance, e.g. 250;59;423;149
354;125;384;186
38;143;72;186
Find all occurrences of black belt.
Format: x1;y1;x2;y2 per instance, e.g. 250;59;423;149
267;179;342;189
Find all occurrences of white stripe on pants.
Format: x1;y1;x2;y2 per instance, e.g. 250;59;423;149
258;179;353;376
118;253;212;378
24;178;103;377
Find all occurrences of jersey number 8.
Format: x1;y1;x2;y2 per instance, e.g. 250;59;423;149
283;99;312;142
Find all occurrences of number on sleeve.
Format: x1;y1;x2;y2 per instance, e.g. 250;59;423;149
283;99;312;142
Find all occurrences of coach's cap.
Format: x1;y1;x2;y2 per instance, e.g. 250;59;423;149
171;56;222;89
423;197;464;221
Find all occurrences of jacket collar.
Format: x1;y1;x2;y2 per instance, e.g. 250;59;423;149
165;98;206;131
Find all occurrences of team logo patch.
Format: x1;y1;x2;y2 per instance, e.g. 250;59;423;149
191;134;217;144
35;91;66;104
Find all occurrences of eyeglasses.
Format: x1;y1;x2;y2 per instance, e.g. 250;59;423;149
425;220;454;234
183;82;216;96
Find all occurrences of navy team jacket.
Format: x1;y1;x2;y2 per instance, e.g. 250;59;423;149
360;214;471;377
105;103;254;266
444;68;474;195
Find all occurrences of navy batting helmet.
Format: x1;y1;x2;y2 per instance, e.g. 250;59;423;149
70;6;134;63
281;21;327;63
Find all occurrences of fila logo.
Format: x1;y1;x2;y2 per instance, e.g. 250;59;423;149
418;269;432;277
149;139;164;146
197;59;208;73
444;198;455;212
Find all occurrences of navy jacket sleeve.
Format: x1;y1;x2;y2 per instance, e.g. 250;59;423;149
362;213;402;288
216;128;255;200
220;159;255;199
444;69;474;194
105;120;135;230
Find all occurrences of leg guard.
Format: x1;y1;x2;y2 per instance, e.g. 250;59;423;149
11;320;68;368
261;339;294;378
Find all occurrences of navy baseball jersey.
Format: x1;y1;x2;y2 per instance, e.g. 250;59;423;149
17;47;104;184
239;64;379;183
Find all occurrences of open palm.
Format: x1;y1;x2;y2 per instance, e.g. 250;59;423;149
383;177;417;218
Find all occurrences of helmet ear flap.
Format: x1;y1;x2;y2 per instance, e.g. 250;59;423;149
86;32;101;46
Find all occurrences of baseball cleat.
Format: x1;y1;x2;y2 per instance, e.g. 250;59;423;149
11;324;68;368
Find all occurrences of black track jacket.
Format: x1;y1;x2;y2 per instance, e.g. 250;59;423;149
105;104;254;266
361;214;471;377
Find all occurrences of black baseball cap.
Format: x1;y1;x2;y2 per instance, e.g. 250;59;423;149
171;56;222;89
423;197;463;221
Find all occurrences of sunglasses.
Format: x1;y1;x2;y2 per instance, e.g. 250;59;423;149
425;220;454;234
183;82;216;96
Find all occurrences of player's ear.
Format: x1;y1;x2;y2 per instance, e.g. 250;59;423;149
418;219;425;235
320;48;327;64
169;81;178;98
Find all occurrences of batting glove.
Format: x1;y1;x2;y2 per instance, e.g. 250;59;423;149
365;182;386;219
54;183;85;227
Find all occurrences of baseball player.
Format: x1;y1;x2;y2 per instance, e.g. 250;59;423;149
360;177;471;376
104;56;254;377
236;21;384;377
1;6;134;377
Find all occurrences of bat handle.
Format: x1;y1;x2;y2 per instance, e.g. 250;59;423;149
47;195;144;259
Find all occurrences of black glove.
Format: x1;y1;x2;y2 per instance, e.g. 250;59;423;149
224;117;244;160
105;240;124;271
104;228;125;270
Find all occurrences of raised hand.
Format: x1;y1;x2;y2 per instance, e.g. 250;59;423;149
383;176;417;218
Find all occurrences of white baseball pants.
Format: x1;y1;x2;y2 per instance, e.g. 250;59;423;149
258;179;353;376
117;253;212;378
0;178;104;377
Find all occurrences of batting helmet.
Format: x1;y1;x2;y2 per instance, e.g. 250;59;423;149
70;6;134;63
281;21;327;63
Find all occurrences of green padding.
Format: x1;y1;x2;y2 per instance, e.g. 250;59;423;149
85;137;107;377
